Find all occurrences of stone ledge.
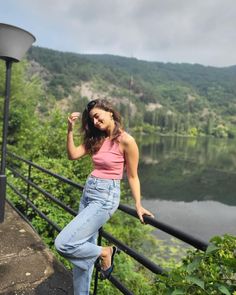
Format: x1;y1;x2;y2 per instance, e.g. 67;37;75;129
0;202;73;294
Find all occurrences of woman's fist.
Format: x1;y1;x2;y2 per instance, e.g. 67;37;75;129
68;112;81;128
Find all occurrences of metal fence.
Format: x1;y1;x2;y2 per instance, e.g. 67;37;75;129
6;151;209;295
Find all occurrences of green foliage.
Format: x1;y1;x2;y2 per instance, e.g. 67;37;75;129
155;234;236;295
26;46;236;138
212;124;229;138
188;127;198;137
0;60;44;145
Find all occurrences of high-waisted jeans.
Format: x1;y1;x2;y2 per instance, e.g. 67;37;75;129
54;175;120;295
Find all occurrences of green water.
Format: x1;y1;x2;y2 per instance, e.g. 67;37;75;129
138;135;236;205
135;135;236;240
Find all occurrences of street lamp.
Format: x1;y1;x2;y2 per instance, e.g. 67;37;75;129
0;23;36;222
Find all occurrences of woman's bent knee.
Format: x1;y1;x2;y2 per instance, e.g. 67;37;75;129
54;235;67;254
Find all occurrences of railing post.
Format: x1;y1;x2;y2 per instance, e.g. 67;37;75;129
93;227;102;295
26;163;32;213
0;175;6;222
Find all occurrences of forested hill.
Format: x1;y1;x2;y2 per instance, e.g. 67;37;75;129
27;46;236;137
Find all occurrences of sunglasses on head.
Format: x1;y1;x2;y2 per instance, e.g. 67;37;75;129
86;100;97;112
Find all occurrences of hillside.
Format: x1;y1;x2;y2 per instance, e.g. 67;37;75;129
26;46;236;137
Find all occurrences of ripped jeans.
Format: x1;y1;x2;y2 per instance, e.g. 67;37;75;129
54;175;120;295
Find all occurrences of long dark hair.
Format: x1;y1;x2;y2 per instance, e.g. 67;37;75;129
81;99;122;154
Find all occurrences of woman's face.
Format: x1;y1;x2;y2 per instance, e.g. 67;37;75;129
89;107;113;131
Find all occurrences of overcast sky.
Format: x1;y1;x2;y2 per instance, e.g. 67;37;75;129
1;0;236;67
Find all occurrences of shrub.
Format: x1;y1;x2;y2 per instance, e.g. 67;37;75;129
155;234;236;295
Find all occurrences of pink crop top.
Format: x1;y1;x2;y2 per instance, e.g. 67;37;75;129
91;134;125;180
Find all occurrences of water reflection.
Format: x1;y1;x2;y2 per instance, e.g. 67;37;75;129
136;135;236;206
142;199;236;241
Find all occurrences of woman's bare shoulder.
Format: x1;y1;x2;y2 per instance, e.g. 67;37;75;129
120;131;136;146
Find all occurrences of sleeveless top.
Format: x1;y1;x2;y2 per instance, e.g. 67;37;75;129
91;133;125;180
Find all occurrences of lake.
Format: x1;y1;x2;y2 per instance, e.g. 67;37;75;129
135;134;236;243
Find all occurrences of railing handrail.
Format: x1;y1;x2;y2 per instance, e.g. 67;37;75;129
7;151;209;250
118;204;208;251
7;165;77;216
6;151;209;294
7;151;83;190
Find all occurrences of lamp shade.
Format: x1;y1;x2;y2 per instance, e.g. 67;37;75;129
0;23;36;62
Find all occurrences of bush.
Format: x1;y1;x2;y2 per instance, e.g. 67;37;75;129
155;234;236;295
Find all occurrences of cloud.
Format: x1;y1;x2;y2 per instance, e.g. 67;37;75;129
1;0;236;66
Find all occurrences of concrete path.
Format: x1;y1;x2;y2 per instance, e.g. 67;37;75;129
0;202;73;295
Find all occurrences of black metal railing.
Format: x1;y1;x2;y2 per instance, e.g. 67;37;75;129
6;151;209;295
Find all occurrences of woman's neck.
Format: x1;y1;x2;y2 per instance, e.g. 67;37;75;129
106;121;116;138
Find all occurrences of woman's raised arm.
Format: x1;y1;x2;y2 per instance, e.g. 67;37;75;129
67;112;87;160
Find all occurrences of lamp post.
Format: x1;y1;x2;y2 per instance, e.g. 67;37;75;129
0;23;36;222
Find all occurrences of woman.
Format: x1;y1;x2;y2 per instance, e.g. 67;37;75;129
55;99;154;295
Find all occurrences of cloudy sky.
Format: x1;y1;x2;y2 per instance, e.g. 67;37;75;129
1;0;236;67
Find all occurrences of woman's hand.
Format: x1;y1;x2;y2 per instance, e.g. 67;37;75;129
136;204;154;224
68;112;81;129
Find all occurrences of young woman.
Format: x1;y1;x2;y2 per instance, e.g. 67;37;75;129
55;99;154;295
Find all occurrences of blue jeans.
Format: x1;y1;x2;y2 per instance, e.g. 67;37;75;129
54;175;120;295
